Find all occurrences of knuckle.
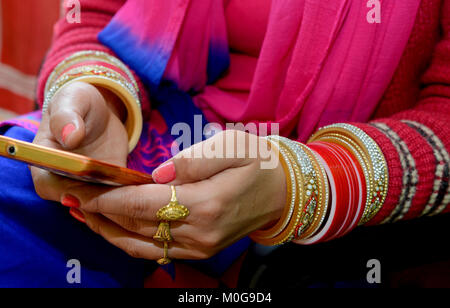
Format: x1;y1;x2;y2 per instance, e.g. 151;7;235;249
175;156;199;181
121;216;140;232
199;198;225;223
201;231;222;250
31;171;50;200
87;219;101;236
88;195;102;213
122;242;142;259
124;195;147;219
53;82;100;108
193;250;214;260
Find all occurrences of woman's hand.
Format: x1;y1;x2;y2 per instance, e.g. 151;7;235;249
31;81;129;202
57;130;287;260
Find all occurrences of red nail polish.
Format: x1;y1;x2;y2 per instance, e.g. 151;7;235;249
62;195;80;208
153;161;176;184
62;123;76;144
70;208;86;224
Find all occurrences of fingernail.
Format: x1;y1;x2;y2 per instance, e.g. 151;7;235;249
62;123;76;144
70;208;86;224
62;195;80;208
153;161;176;184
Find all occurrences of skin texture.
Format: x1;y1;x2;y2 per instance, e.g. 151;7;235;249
31;81;286;261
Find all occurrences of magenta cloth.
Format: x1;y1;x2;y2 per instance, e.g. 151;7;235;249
100;0;420;141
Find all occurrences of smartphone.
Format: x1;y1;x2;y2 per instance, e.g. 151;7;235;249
0;135;154;186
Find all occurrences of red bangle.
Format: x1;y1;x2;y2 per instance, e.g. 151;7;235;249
302;142;350;244
323;142;362;239
315;142;357;241
331;142;367;235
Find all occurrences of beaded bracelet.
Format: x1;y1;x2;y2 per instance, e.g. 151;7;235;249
309;124;388;225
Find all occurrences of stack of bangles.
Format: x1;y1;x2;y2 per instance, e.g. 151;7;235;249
43;51;143;152
250;123;388;246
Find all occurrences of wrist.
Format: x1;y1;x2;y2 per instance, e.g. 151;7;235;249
44;51;144;153
267;159;287;225
96;86;127;122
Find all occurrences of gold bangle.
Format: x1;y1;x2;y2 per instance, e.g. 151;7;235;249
261;136;314;245
250;137;298;243
295;143;330;240
280;139;327;241
268;143;304;245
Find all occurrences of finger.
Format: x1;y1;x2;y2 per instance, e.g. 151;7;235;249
104;213;195;242
48;81;109;150
82;211;201;260
152;130;260;185
30;166;89;202
65;182;212;224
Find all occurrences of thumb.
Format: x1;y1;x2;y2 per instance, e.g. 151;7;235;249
49;107;86;150
152;130;257;185
48;82;109;150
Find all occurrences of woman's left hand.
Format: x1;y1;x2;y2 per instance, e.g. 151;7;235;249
60;130;286;260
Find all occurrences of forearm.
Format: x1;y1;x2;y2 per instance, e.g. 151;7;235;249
37;0;150;116
253;0;450;245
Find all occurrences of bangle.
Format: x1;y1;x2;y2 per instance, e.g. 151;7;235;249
250;137;304;246
271;142;304;245
314;134;371;226
283;140;329;240
270;137;319;243
309;124;388;225
44;65;143;152
45;51;139;96
299;142;351;244
250;137;297;241
320;141;360;239
317;137;367;234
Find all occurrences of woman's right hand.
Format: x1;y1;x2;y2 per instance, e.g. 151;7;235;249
31;81;129;202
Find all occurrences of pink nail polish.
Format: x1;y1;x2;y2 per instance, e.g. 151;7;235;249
62;195;80;208
70;208;86;224
153;161;176;184
62;123;76;144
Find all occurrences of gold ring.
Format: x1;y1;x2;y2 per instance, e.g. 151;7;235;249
154;186;190;264
156;242;171;265
157;186;190;221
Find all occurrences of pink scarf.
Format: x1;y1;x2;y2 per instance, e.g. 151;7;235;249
100;0;420;141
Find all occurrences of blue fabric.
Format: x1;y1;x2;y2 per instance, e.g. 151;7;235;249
0;121;251;286
0;126;154;287
99;23;169;91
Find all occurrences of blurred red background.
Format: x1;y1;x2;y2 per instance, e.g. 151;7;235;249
0;0;60;120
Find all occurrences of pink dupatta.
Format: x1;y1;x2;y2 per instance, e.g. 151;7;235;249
101;0;421;141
